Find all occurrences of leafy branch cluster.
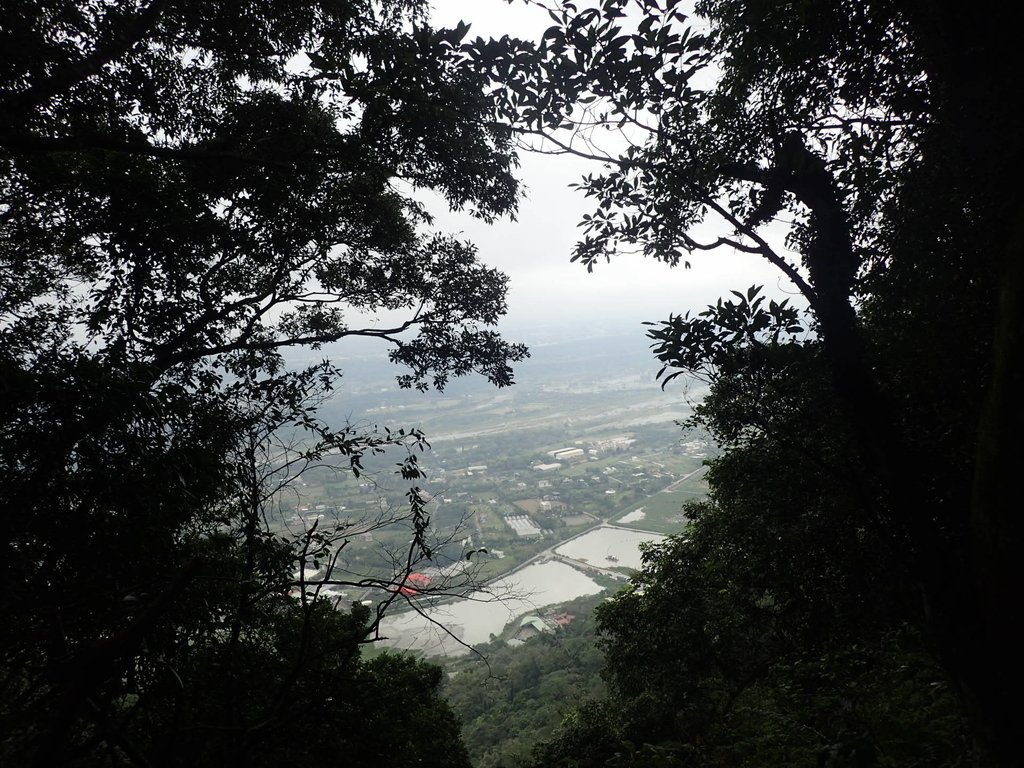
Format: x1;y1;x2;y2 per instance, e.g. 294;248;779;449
0;1;530;765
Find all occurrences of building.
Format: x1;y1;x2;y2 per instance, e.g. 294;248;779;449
534;462;562;471
552;448;586;463
594;436;636;453
508;615;555;646
546;447;586;463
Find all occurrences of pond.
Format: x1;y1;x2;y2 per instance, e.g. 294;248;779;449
555;526;664;570
377;527;666;657
616;508;646;524
377;560;602;657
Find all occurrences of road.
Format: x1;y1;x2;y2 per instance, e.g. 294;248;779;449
381;462;706;614
426;397;693;443
661;465;708;492
495;464;706;581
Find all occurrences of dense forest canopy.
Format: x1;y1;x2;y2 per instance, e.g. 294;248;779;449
2;0;1022;766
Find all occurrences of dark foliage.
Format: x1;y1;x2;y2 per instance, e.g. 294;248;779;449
465;0;1022;764
0;1;525;764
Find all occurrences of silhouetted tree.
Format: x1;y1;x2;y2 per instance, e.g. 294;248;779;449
0;1;524;763
470;0;1021;762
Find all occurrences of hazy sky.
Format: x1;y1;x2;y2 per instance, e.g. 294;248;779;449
425;0;805;338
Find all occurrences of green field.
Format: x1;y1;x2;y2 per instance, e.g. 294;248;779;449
268;375;711;593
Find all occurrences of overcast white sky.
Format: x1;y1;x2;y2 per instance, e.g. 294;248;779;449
420;0;805;340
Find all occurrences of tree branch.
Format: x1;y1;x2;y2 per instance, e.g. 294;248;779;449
0;132;293;169
2;0;170;112
153;321;420;369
